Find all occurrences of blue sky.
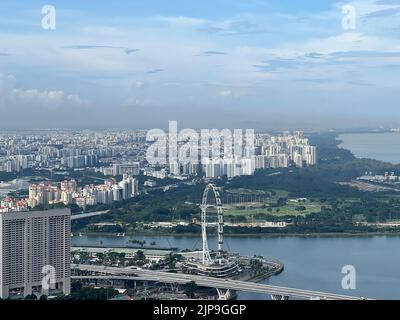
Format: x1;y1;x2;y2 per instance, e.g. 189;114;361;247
1;0;400;129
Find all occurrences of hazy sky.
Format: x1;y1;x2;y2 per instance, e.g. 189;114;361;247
1;0;400;130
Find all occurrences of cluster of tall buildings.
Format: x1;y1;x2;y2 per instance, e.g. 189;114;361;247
0;129;317;183
250;143;317;170
28;180;78;208
0;155;31;173
0;130;146;174
62;154;99;169
0;197;29;213
167;131;317;179
145;168;168;180
169;162;199;176
26;174;139;209
75;174;139;207
201;158;253;178
255;131;317;168
95;162;141;177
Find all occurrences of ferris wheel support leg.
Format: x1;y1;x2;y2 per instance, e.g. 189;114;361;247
216;288;231;300
271;294;289;300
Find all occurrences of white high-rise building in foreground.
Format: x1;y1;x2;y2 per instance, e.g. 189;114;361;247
0;208;71;299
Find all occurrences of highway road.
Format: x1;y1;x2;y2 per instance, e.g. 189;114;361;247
71;210;109;220
73;264;372;300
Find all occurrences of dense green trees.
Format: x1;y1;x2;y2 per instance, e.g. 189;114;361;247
68;286;119;300
184;281;197;298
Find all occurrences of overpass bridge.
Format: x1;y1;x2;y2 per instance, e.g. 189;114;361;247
71;210;109;220
72;264;372;300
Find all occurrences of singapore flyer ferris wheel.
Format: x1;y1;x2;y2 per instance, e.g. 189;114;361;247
182;183;239;278
201;183;224;265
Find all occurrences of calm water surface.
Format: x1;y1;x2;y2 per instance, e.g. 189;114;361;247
339;132;400;164
72;235;400;300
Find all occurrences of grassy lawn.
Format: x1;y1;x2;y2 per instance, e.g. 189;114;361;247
274;200;326;216
220;188;316;218
205;187;327;219
272;189;290;198
221;199;327;218
227;188;269;195
208;200;329;218
227;188;289;198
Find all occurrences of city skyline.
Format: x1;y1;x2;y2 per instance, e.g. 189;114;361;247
1;0;400;129
2;1;400;305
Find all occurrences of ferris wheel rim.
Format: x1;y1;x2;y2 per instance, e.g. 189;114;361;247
201;183;224;265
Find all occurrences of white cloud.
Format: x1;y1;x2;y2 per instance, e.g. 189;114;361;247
219;89;232;97
1;2;400;128
133;81;145;89
153;16;209;26
0;73;87;108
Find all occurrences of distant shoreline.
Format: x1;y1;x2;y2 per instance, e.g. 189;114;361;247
338;131;400;165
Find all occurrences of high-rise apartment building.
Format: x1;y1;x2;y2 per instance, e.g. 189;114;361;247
0;208;71;299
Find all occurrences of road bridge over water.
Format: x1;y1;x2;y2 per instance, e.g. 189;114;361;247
72;264;372;300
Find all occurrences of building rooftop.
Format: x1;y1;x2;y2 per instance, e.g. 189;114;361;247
71;246;172;256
